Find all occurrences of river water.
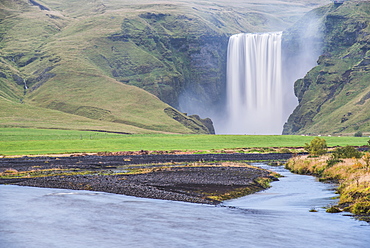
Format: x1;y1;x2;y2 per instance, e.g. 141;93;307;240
1;163;369;248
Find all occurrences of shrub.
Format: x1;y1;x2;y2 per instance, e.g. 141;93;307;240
354;131;363;137
363;153;370;171
280;148;291;153
326;205;342;213
332;145;362;159
352;202;370;215
326;158;343;167
304;137;327;156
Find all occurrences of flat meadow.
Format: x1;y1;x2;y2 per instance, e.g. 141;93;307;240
0;128;368;156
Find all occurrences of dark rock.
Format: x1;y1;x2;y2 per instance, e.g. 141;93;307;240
189;114;215;134
164;107;213;134
12;74;24;85
29;0;50;11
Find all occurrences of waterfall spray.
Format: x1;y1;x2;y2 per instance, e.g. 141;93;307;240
225;32;283;135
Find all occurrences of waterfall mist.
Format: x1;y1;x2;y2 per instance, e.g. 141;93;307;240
178;12;323;135
219;32;284;134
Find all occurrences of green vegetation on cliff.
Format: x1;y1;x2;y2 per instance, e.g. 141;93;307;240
0;0;328;134
0;0;224;134
283;1;370;135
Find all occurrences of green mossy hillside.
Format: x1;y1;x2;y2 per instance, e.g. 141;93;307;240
0;0;329;134
284;1;370;135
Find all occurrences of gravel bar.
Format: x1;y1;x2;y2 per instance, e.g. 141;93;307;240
0;153;295;170
0;153;292;204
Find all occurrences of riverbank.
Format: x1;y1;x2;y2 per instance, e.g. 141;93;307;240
0;153;285;204
286;155;370;220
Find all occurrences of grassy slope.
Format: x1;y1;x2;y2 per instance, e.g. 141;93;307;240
0;98;166;133
0;0;330;134
0;128;367;156
0;0;208;134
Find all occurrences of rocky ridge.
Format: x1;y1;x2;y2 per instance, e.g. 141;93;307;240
283;1;370;135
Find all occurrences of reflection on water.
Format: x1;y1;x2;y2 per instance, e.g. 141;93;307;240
1;164;369;248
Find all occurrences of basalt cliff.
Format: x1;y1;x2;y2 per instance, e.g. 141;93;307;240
283;1;370;135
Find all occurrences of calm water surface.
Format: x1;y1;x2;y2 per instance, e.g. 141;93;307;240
1;163;369;248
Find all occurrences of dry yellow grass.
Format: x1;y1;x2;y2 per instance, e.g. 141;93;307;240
286;154;370;215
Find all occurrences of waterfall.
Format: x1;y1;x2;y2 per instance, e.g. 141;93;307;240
225;32;283;135
23;79;28;90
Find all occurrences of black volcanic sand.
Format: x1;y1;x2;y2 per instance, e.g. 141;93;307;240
0;153;291;204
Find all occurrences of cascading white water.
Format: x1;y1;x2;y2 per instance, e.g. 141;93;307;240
225;32;283;135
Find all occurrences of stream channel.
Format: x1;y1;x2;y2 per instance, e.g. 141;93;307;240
1;163;369;248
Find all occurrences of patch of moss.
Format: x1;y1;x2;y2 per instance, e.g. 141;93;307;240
207;178;273;202
0;168;99;179
326;205;342;213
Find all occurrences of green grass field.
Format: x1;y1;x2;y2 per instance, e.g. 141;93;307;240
0;128;368;156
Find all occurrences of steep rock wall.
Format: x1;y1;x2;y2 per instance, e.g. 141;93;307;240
88;13;229;109
283;1;370;135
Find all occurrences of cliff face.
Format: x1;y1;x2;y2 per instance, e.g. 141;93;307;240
88;13;229;108
283;1;370;135
0;0;329;134
95;1;329;121
0;1;222;134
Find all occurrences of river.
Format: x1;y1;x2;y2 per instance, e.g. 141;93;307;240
0;163;369;248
